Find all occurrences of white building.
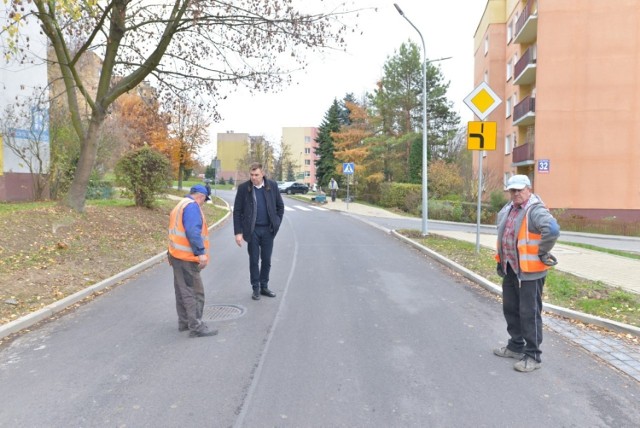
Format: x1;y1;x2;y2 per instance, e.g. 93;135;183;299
0;4;50;201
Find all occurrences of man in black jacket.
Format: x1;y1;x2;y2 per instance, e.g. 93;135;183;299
233;162;285;300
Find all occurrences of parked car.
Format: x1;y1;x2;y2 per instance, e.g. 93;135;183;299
280;182;309;194
278;181;295;192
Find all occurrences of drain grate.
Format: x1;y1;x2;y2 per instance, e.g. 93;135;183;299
202;304;246;321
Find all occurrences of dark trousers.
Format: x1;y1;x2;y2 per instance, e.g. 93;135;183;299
331;189;337;202
170;254;206;332
501;264;545;362
248;226;274;290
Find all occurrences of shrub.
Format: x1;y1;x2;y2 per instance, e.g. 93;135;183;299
115;146;171;208
86;180;114;200
489;190;508;213
380;182;422;213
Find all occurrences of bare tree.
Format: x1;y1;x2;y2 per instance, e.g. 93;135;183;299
273;139;294;182
0;89;50;200
237;135;276;178
2;0;356;211
169;101;210;190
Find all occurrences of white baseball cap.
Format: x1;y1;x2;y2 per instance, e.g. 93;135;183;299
506;175;531;190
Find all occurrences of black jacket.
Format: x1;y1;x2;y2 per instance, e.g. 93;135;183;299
233;178;285;242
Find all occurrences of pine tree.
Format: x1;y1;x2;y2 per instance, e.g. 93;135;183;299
370;41;461;181
314;99;342;188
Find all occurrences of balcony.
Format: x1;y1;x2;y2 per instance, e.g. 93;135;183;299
512;142;535;165
514;1;538;44
513;46;536;85
513;96;535;126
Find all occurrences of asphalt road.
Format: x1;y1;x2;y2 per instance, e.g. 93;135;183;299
1;191;639;427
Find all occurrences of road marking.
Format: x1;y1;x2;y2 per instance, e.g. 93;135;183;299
232;205;326;213
293;205;312;211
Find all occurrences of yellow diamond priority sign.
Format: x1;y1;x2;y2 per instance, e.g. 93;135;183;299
464;82;502;121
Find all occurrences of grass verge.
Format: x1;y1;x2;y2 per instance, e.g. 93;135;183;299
558;241;640;260
0;197;228;325
399;229;640;328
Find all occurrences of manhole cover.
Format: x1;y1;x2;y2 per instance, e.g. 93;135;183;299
202;304;246;321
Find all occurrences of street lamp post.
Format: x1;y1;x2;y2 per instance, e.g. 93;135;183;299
394;3;428;235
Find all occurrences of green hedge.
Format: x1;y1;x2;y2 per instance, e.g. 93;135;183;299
378;182;496;223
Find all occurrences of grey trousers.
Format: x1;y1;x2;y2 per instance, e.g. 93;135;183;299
170;254;206;332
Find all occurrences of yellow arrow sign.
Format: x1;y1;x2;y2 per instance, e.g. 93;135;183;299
467;121;497;151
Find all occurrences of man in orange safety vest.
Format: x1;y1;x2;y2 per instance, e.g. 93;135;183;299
493;175;560;372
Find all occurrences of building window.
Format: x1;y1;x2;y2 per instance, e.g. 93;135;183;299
507;19;513;43
506;59;513;81
484;35;489;55
304;159;311;166
304;136;311;143
504;172;511;189
506;96;512;118
484;70;489;83
505;134;512;155
304;171;311;177
304;148;311;154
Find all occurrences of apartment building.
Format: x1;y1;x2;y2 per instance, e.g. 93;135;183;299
0;4;49;202
216;132;250;183
474;0;640;221
281;127;318;187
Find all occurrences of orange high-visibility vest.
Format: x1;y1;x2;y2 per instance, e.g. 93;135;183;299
168;198;209;263
496;207;549;273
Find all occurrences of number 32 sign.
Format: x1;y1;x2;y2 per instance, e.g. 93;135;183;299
537;159;550;174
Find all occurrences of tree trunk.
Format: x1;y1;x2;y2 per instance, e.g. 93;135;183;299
177;163;184;190
63;114;105;212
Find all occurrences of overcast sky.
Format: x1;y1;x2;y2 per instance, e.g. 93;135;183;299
204;0;488;160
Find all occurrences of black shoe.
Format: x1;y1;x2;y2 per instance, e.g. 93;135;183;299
178;325;189;332
260;288;276;298
189;327;218;338
252;290;261;300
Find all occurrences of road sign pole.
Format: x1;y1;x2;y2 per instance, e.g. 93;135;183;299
464;82;501;255
346;175;350;210
476;150;483;254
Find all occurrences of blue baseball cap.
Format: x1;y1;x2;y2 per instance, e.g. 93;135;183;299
190;184;211;201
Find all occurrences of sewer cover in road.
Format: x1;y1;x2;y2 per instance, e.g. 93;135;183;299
202;304;246;321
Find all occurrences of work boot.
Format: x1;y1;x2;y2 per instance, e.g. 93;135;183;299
514;356;542;372
493;346;524;359
189;325;218;338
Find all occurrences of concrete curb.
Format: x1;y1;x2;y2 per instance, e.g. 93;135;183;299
390;230;640;338
0;204;232;340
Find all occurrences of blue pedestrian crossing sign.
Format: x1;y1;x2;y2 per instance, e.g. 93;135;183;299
343;162;355;175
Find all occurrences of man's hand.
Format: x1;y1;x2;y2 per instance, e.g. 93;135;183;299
539;253;558;266
235;234;244;247
197;254;208;270
496;262;505;277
